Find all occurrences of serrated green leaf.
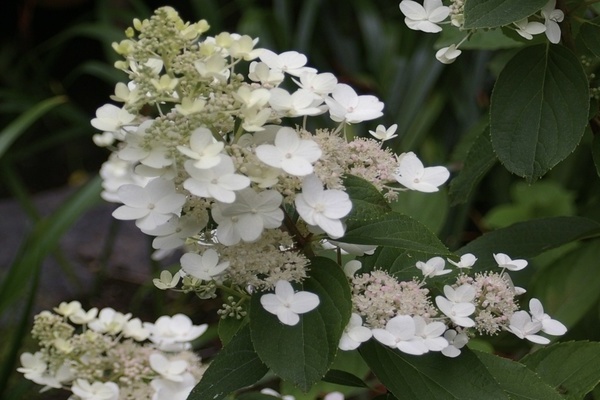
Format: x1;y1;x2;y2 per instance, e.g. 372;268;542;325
322;369;369;388
360;341;509;400
531;241;600;327
250;257;351;392
579;17;600;57
457;217;600;270
521;341;600;400
449;127;496;206
218;316;247;346
464;0;547;29
344;174;392;223
474;351;563;400
188;325;268;400
436;26;523;50
390;189;448;234
490;45;589;181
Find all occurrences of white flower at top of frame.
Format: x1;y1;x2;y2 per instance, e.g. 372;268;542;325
71;379;119;400
212;188;284;245
260;280;320;326
112;178;186;231
149;353;188;382
436;45;462;64
513;18;546;40
506;310;550;344
69;307;98;325
529;298;567;336
151;372;197;400
144;314;208;352
255;127;322;176
325;83;384;124
339;313;372;351
88;307;132;335
177;127;224;169
54;300;83;317
368;124;398;141
443;284;476;303
415;256;452;278
435;295;476;328
371;315;428;355
248;61;285;86
183;156;251;203
399;0;450;33
268;88;325;117
292;71;338;99
447;253;477;269
295;174;352;239
394;152;450;193
493;253;528;271
123;318;150;341
180;249;230;282
259;49;317;77
541;0;564;44
91;103;136;134
441;329;469;358
119;120;173;169
413;315;448;352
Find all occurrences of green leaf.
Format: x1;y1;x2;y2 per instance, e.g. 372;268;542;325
188;325;268;400
322;369;369;388
490;45;589;181
236;394;279;400
448;127;496;206
218;316;247;346
521;341;600;400
360;341;509;399
0;96;67;159
579;18;600;58
464;0;547;29
474;351;563;400
390;189;448;234
458;217;600;269
531;241;600;327
437;26;524;50
344;174;392;224
593;133;600;178
250;257;352;392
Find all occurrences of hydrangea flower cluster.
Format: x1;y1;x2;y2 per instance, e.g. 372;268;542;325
93;7;449;322
340;253;566;357
17;301;207;399
398;0;564;64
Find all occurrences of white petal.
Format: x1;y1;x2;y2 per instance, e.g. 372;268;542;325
277;308;300;326
290;291;320;314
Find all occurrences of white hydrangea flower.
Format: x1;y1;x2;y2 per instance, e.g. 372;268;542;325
413;315;448;352
447;253;477;269
394;152;450;193
415;256;452;278
441;329;469;357
494;253;528;271
212;188;284;245
293;71;338;99
260;389;295;400
529;298;567;336
259;49;317;77
183;156;251;203
342;260;363;278
91;103;136;135
325;83;384;124
399;0;450;33
339;313;372;351
54;300;83;317
17;352;47;382
69;307;98;325
268;88;325;117
180;249;230;282
144;314;208;351
118;120;172;169
248;61;285;86
149;353;189;382
507;310;550;344
123;318;150;341
176;127;225;169
260;280;320;326
151;372;197;400
88;307;132;335
112;178;186;231
295;174;352;239
541;0;564;44
435;285;476;328
143;215;206;250
513;18;546;40
174;97;206;115
372;315;428;355
368;124;398;141
228;34;263;60
255;127;322;176
99;153;150;203
233;86;271;109
435;44;462;64
153;270;181;290
71;379;119;400
194;53;229;82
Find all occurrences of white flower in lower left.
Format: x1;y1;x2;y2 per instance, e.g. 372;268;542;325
260;280;320;326
71;379;119;400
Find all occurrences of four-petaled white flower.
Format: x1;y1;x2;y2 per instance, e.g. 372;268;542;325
91;104;136;135
441;329;469;358
394;152;450;192
413;315;448;352
144;215;206;250
112;178;186;231
259;49;317;77
88;307;132;335
339;313;373;351
494;253;528;271
506;310;549;344
151;372;197;400
325;84;384;124
371;315;428;355
541;0;564;44
123;318;150;341
399;0;450;33
416;256;452;278
435;44;462;64
293;71;338;99
256;127;322;176
144;314;208;351
529;298;567;336
435;285;476;328
184;156;250;203
260;280;320;326
368;124;398;141
71;379;120;400
149;353;189;382
177;127;224;169
447;253;477;269
153;270;181;290
513;18;546;40
268;88;324;117
295;174;352;238
212;188;284;245
180;249;230;282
